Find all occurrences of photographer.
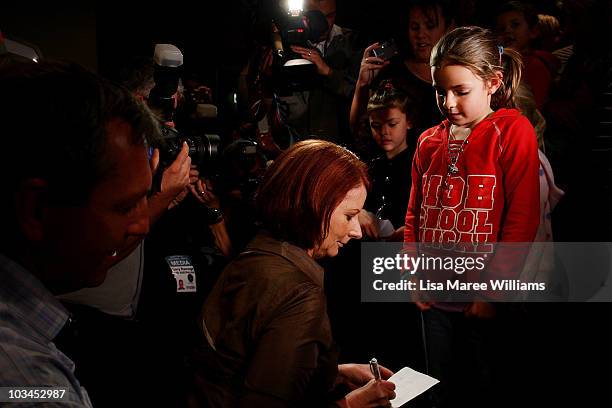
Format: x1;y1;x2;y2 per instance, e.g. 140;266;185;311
349;0;455;159
291;0;362;144
56;54;232;407
256;0;363;145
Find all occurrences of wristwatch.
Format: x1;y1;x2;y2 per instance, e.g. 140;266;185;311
206;207;224;224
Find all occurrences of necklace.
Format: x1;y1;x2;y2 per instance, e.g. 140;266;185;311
445;125;470;183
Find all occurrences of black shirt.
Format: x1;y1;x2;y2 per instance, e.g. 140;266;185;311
365;146;415;230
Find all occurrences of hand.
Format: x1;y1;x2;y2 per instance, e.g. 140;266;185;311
160;142;191;196
338;364;393;390
358;210;380;240
157;143;192;210
341;379;396;408
190;178;220;209
464;302;496;319
168;189;189;210
188;165;200;184
290;46;331;76
357;43;390;88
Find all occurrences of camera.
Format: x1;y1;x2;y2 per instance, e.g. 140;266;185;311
147;44;221;173
371;39;398;61
148;44;183;123
155;124;220;173
269;3;328;92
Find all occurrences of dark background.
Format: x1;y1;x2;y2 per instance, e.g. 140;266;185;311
3;1;611;405
3;0;563;95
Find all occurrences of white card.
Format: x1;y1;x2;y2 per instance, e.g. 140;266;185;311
389;366;439;407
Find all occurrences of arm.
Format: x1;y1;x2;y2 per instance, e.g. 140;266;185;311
477;116;541;303
499;116;540;243
349;43;389;134
189;179;233;257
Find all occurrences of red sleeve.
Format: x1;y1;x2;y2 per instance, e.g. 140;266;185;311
478;115;541;297
498;115;540;243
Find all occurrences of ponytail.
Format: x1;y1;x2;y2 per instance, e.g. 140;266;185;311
492;46;523;110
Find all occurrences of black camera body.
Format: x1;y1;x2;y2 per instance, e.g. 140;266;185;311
147;44;221;174
274;9;328;54
270;9;328;93
372;39;398;61
156;125;220;173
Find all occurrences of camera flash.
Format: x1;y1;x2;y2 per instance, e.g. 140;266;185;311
288;0;303;13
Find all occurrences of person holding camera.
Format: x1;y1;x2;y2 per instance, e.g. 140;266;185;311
189;140;396;408
283;0;364;144
54;56;229;407
350;0;455;154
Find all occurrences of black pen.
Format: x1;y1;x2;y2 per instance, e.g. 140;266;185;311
369;357;381;381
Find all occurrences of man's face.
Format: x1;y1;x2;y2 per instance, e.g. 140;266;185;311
41;119;151;293
307;0;336;41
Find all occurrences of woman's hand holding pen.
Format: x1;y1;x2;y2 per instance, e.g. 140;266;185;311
336;363;395;408
337;363;393;389
341;379;396;408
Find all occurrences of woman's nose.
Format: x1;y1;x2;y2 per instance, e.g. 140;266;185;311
348;217;363;240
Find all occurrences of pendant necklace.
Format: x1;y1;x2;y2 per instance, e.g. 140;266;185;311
445;125;471;188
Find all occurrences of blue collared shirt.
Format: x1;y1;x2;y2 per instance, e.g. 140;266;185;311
0;253;92;406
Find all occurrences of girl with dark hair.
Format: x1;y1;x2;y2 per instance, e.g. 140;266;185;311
359;80;419;241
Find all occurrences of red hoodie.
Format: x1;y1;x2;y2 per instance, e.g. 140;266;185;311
404;108;540;251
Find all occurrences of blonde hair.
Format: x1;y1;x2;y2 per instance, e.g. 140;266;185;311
431;26;523;110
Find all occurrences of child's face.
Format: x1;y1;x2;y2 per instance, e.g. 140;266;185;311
408;6;448;63
369;107;410;158
495;10;535;53
432;64;500;129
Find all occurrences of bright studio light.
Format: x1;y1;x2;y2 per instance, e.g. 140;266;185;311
288;0;303;13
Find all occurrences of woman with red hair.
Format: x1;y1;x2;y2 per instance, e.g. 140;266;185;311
190;140;396;407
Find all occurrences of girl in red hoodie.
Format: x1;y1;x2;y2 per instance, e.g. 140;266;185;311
404;26;540;407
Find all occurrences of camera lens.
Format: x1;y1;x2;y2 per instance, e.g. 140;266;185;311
155;125;220;173
188;134;221;170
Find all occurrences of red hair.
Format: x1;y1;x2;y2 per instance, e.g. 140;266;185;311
256;140;370;250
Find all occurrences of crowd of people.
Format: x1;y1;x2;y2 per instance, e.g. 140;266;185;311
1;0;611;407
